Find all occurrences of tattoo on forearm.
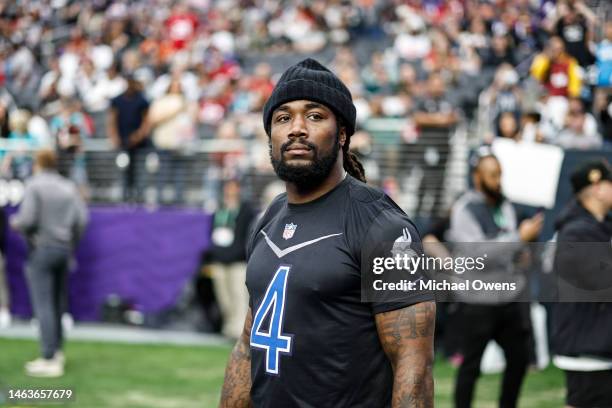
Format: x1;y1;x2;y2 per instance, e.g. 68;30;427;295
219;312;253;408
376;302;435;408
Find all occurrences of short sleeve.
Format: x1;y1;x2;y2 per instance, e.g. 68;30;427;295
359;208;434;314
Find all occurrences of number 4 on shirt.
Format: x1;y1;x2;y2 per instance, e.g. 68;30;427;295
250;265;293;375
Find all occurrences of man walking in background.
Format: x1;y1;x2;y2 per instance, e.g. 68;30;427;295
10;150;88;378
448;148;543;408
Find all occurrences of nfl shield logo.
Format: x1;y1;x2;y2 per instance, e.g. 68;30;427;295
283;223;297;240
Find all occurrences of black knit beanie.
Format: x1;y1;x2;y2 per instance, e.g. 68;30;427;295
263;58;356;137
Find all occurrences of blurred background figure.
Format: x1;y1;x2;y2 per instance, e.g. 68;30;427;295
447;150;543;408
531;36;582;132
556;97;602;149
413;72;459;217
49;97;91;195
10;150;88;378
205;179;255;339
551;159;612;408
148;76;197;205
107;74;150;202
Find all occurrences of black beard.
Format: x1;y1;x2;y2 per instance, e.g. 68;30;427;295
270;134;340;190
482;183;504;205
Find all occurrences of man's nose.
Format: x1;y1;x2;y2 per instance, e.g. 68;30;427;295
288;115;308;139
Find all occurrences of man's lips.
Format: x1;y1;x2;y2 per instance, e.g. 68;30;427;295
284;144;312;156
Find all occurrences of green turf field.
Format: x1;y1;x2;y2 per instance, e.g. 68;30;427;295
0;338;564;407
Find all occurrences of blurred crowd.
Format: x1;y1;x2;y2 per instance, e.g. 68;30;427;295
0;0;611;201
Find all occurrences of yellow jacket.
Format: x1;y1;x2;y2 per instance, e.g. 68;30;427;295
530;53;582;98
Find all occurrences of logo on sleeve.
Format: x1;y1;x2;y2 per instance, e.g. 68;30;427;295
283;223;297;240
391;227;417;257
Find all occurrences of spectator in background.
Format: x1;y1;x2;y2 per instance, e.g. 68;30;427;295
148;77;197;204
107;74;150;202
556;97;602;149
497;111;521;141
512;11;547;62
0;86;16;138
165;2;199;51
477;64;523;143
394;14;431;61
549;0;597;68
206;179;256;339
1;109;37;179
595;91;612;144
482;34;516;68
447;150;543;408
76;61;126;139
594;20;612;145
413;72;459;217
551;160;612;408
49;98;91;194
595;20;612;88
10;150;88;378
531;36;582;132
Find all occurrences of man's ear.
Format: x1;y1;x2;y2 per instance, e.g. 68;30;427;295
339;126;347;147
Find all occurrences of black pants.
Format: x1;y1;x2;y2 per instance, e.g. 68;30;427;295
454;303;531;408
565;370;612;408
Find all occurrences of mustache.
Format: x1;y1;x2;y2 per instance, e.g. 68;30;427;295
280;139;317;154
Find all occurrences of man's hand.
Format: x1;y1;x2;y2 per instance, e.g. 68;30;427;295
219;309;253;408
376;301;435;408
519;213;544;242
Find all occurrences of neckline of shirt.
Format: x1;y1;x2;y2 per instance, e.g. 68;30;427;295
285;175;351;213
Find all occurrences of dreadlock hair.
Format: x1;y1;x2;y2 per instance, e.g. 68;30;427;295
339;120;366;183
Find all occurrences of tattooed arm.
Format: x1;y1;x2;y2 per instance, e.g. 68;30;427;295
219;309;253;408
375;301;436;408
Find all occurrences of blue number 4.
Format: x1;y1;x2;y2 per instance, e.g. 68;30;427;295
250;265;293;375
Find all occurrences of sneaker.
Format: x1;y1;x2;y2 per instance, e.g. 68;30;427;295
25;358;64;378
25;358;48;370
0;308;10;329
54;351;65;366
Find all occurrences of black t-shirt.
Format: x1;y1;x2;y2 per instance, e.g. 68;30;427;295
245;176;432;408
110;91;150;148
556;18;594;67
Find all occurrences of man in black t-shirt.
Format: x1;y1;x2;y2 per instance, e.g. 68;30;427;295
219;59;435;408
553;2;596;68
107;74;150;202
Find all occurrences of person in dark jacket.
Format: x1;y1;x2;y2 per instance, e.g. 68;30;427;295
208;179;256;339
551;159;612;408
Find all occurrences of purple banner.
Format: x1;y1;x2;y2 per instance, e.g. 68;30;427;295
6;206;212;321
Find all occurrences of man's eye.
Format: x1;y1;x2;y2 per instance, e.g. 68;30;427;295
276;115;290;123
308;113;323;120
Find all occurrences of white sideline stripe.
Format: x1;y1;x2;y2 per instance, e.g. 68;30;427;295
0;323;229;347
